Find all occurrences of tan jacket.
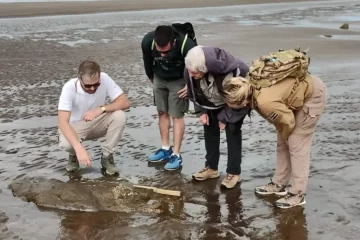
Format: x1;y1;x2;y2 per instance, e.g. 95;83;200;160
253;74;313;140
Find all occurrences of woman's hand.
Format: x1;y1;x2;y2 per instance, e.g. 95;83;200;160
199;114;209;125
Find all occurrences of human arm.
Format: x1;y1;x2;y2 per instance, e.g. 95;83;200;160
58;111;91;166
184;68;208;116
141;32;155;81
102;93;130;112
57;83;91;165
82;73;130;121
217;105;251;124
257;101;295;140
83;94;130;121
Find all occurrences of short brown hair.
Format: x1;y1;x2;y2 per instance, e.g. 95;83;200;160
78;60;101;78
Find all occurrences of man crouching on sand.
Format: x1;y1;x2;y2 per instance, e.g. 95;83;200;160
184;46;251;189
57;60;130;175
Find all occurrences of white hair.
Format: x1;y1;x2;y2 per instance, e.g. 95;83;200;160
185;45;208;73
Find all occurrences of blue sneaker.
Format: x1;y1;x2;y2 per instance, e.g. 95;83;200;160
148;147;173;162
164;155;183;171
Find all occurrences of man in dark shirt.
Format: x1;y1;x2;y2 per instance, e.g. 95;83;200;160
141;25;196;171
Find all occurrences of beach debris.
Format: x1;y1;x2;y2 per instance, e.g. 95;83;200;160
340;23;349;29
8;176;183;214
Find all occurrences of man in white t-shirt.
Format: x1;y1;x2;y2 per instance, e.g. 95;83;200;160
57;60;130;175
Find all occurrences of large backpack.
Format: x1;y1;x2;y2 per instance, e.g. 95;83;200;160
247;48;310;90
151;22;198;56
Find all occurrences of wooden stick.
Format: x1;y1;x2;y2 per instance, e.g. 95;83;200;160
133;185;181;197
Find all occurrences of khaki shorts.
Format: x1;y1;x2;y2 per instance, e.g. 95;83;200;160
153;75;189;118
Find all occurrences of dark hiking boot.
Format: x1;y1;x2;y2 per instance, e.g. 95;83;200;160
66;154;80;172
101;153;119;175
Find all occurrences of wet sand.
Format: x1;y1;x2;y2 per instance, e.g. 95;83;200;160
1;0;360;239
0;0;325;18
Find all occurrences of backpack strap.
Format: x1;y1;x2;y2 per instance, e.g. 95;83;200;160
151;33;188;56
181;34;188;56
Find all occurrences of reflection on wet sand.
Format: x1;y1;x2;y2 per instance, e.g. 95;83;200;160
274;207;308;240
53;177;309;239
54;178;247;240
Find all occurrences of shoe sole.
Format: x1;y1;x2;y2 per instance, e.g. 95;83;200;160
101;165;119;175
220;179;241;189
66;167;80;172
276;200;306;209
255;190;288;196
164;163;183;171
148;157;170;163
192;174;220;181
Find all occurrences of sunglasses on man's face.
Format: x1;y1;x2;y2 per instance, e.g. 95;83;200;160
83;82;101;88
80;77;101;89
155;40;176;55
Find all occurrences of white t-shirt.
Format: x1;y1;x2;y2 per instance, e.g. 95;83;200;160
58;72;124;123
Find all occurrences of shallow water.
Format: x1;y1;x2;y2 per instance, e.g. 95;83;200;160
0;1;360;239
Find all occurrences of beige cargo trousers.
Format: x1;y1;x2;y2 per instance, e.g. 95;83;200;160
274;75;327;195
58;110;126;157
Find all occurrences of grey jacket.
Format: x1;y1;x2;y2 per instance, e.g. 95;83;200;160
186;46;251;123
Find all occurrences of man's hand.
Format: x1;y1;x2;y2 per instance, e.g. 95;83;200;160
75;145;92;166
200;114;209;125
219;121;226;130
177;85;188;99
82;107;102;122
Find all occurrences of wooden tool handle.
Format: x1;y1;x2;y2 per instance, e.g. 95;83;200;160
153;188;181;197
133;185;181;197
133;185;155;190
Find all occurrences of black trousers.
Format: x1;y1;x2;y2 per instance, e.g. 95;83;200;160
204;109;244;175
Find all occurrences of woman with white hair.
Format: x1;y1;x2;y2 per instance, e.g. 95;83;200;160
185;45;250;189
221;48;327;208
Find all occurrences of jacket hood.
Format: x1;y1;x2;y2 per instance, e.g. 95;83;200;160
202;46;248;76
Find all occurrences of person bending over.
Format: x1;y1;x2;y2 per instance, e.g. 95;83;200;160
185;45;251;189
141;25;197;170
222;48;327;208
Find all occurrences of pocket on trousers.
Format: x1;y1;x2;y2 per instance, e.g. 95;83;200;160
181;98;190;113
298;105;322;130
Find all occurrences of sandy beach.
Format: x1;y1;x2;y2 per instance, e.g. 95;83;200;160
0;0;360;239
0;0;325;18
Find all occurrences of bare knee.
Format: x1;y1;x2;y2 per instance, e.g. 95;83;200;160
172;117;184;124
158;111;169;117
